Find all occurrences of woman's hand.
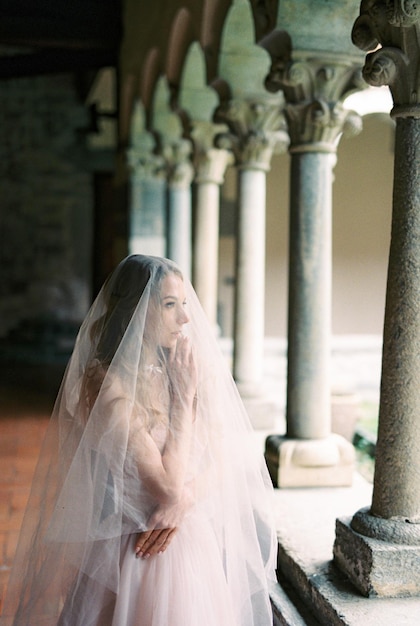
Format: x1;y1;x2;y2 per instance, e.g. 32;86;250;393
135;527;177;559
134;486;194;558
167;336;197;408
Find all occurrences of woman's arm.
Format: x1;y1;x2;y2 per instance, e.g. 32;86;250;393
132;337;197;557
134;482;195;558
130;337;197;505
131;336;196;506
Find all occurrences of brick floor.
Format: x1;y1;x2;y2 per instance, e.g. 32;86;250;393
0;386;52;615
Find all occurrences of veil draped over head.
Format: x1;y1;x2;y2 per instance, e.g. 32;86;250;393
1;255;277;626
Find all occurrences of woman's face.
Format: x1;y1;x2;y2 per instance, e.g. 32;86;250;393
154;273;190;349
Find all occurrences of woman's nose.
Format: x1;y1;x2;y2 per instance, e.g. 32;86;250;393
178;307;189;324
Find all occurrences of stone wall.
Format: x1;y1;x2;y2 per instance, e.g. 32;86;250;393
0;70;93;342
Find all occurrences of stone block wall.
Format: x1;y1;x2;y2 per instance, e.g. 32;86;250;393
0;70;93;342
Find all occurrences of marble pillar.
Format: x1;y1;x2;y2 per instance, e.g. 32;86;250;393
215;100;287;390
234;166;267;392
127;128;167;257
165;139;194;279
216;98;288;426
263;50;363;487
192;123;233;328
286;149;335;440
193;184;220;326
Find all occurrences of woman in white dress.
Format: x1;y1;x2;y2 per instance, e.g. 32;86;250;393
1;255;277;626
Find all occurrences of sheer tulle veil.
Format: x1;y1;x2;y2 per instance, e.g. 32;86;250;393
1;255;277;626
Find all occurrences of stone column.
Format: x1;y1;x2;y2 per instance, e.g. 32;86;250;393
127;134;166;256
287;147;336;441
234;165;267;393
334;3;420;597
263;51;363;487
140;176;167;255
164;139;194;279
216;98;288;426
191;122;233;328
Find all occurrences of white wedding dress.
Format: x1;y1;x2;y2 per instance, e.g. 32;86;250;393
113;514;238;626
2;256;276;626
58;424;240;626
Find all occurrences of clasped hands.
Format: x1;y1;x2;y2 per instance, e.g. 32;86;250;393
135;485;194;559
135;526;176;559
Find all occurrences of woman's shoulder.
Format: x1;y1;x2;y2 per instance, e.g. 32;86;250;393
84;360;135;416
86;358;108;386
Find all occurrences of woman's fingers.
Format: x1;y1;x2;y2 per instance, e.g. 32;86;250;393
175;335;190;365
134;529;154;557
157;527;177;553
135;528;178;559
168;336;197;396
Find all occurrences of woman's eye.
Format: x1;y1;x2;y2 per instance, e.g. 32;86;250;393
165;301;175;308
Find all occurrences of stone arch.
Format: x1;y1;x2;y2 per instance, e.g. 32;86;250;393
200;0;233;82
151;75;184;146
177;41;220;128
166;8;196;89
213;0;272;101
141;47;162;125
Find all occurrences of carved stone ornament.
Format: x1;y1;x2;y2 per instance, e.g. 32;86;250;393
214;97;289;170
285;98;362;152
161;138;194;189
127;130;166;181
352;0;420;115
190;121;234;185
265;52;364;150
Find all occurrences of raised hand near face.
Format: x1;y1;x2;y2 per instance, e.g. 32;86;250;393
167;335;197;410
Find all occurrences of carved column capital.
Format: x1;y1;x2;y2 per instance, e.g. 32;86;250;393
162;139;194;189
286;98;362;153
215;98;289;171
352;0;420;117
127;131;166;181
190;121;234;185
266;53;364;150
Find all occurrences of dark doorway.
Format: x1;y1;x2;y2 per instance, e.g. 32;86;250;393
92;172;128;298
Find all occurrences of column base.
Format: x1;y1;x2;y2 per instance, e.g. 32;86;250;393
265;433;354;488
237;382;279;429
235;380;264;398
334;514;420;597
242;397;279;429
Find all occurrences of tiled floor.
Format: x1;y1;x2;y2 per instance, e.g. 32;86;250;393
0;384;52;614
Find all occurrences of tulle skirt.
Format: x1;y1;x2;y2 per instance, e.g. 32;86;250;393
57;512;239;626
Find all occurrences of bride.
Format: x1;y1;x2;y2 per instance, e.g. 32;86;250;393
1;255;277;626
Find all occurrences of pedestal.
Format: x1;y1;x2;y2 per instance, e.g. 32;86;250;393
334;513;420;598
265;433;354;488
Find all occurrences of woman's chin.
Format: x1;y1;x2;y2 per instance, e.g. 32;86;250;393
159;340;176;351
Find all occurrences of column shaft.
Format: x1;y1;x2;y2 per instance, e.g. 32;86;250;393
193;182;220;327
286;151;334;439
334;115;420;597
129;176;166;256
333;4;420;598
265;147;354;485
167;187;192;279
234;167;266;391
371;116;420;520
